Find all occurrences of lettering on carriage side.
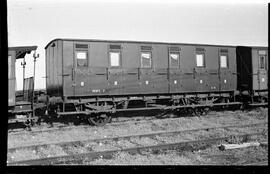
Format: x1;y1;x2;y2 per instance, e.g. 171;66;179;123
92;89;101;93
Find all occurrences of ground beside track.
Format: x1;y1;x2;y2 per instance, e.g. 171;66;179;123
7;107;268;165
85;141;268;165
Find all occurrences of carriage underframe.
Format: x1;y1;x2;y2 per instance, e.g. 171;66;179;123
46;91;244;126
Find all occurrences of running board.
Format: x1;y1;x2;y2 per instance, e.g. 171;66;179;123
248;103;268;107
58;102;242;116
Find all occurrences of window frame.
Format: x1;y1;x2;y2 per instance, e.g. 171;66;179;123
219;54;229;69
259;55;266;70
169;51;180;69
109;50;122;68
195;52;205;68
140;51;152;68
75;50;88;67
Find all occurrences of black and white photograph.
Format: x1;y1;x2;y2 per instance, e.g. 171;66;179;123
7;0;268;165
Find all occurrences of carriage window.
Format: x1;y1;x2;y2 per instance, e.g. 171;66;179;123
196;53;205;67
170;52;180;68
76;51;88;66
259;55;266;69
220;55;228;68
110;52;121;67
141;52;152;68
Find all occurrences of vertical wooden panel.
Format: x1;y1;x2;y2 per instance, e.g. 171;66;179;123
252;48;268;91
62;41;74;96
8;51;16;106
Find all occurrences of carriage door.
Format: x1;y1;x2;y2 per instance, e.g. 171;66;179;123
107;44;123;95
73;43;89;96
236;47;253;91
218;49;231;91
194;48;208;92
256;50;268;90
168;47;182;93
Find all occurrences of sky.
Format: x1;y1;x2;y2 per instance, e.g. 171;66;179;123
7;0;268;90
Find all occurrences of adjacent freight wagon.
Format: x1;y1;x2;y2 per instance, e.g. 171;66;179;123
8;46;37;108
8;46;38;126
236;46;268;103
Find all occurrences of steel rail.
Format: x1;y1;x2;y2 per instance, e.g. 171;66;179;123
248;103;268;107
244;161;268;165
8;132;265;165
8;121;267;157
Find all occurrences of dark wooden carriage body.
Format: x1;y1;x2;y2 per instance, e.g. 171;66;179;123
45;38;238;102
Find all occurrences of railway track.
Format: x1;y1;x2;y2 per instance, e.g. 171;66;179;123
7;109;205;134
8;121;267;151
8;109;254;136
8;122;267;165
244;161;268;165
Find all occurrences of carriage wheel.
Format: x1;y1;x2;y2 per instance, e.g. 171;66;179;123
87;114;112;126
199;107;210;116
24;119;32;131
186;108;199;117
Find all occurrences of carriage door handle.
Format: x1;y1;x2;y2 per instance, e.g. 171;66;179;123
106;68;109;80
72;68;75;81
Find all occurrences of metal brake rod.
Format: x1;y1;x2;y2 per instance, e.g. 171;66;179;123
58;102;242;116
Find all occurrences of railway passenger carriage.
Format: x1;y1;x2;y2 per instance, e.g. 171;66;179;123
45;39;237;97
44;39;242;125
